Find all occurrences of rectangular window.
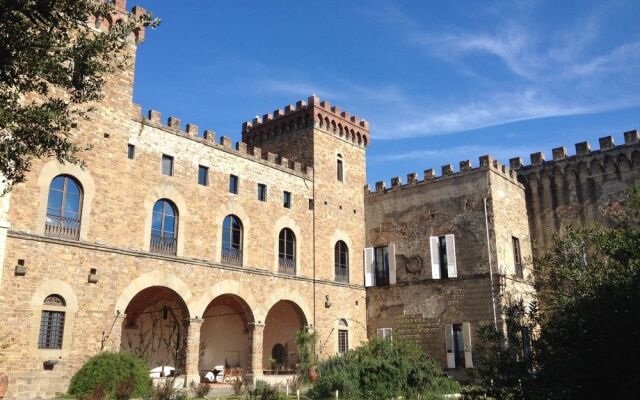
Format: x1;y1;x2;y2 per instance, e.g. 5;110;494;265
338;330;348;354
161;154;173;176
38;310;65;349
337;159;344;181
257;183;267;202
513;236;523;278
229;174;238;194
377;328;393;340
439;236;449;279
127;144;135;160
374;246;389;287
198;165;209;186
283;191;291;208
453;324;465;368
308;199;314;210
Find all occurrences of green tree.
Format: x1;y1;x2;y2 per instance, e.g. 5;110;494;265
0;0;158;192
477;186;640;400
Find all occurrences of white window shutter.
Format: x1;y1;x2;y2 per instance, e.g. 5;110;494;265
463;322;473;368
445;324;455;368
377;328;384;338
446;234;457;278
364;247;374;287
388;243;397;284
430;237;441;279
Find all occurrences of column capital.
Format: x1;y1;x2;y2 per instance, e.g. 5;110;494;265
248;322;265;329
188;317;204;324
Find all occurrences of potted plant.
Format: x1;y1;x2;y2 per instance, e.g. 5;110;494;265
0;337;13;399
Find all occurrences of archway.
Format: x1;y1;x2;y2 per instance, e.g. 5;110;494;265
120;286;190;375
199;294;254;379
263;300;308;374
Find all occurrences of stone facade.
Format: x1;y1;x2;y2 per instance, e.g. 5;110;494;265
0;1;639;398
0;3;367;398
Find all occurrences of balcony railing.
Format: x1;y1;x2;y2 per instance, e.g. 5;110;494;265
150;233;177;256
335;267;349;283
278;257;296;275
45;215;80;240
222;247;242;266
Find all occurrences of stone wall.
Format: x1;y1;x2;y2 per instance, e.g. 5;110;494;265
510;131;640;256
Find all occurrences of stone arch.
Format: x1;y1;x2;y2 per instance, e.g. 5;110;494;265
213;201;252;265
143;184;188;256
338;123;344;136
363;134;368;146
316;113;323;128
192;280;260;322
324;117;330;130
271;215;303;275
357;132;362;145
350;129;356;142
331;120;337;133
30;279;79;355
36;159;96;241
114;270;196;317
262;297;310;371
262;289;311;326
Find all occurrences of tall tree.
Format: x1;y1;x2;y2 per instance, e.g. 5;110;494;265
0;0;158;192
477;186;640;400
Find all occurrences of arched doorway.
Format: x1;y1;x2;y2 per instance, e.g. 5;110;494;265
120;286;190;375
263;300;307;374
199;294;254;378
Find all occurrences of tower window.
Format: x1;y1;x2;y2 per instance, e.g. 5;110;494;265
258;184;267;202
162;154;174;176
229;175;239;194
198;165;209;186
283;191;292;208
127;144;135;160
337;154;344;182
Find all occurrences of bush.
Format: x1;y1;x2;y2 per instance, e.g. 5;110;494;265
308;338;453;399
190;381;211;398
149;378;176;400
68;352;150;399
245;381;284;400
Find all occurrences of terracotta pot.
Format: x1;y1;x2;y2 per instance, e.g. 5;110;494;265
308;365;318;383
0;372;8;400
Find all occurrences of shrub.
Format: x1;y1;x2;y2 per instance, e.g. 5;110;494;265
68;352;150;399
114;379;135;400
190;381;211;398
309;338;452;399
232;379;245;395
245;381;284;400
149;378;176;400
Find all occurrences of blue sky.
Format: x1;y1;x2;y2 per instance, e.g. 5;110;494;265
131;0;639;186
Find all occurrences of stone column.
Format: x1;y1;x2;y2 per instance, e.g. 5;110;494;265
184;318;203;385
247;322;265;380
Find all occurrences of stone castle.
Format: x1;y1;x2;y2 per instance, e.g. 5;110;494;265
0;1;638;398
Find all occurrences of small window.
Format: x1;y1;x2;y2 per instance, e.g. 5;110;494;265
229;175;239;194
308;199;314;210
127;144;135;160
513;237;523;278
162;154;174;176
374;246;389;287
283;191;291;208
439;236;449;279
337;154;344;182
377;328;393;340
453;324;465;368
334;241;349;283
258;184;267;202
338;329;349;354
38;295;66;349
198;165;209;186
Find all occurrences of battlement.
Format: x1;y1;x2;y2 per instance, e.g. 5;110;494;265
88;0;148;44
136;107;313;179
241;95;370;149
509;130;639;171
366;155;520;195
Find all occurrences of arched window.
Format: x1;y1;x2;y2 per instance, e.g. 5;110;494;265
337;154;344;182
38;295;66;349
335;241;349;283
45;175;82;240
278;228;296;275
222;215;243;266
338;319;349;354
150;199;178;255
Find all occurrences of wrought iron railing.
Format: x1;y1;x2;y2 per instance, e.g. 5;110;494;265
221;247;242;266
278;257;296;275
335;267;349;283
150;233;177;256
45;215;80;240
